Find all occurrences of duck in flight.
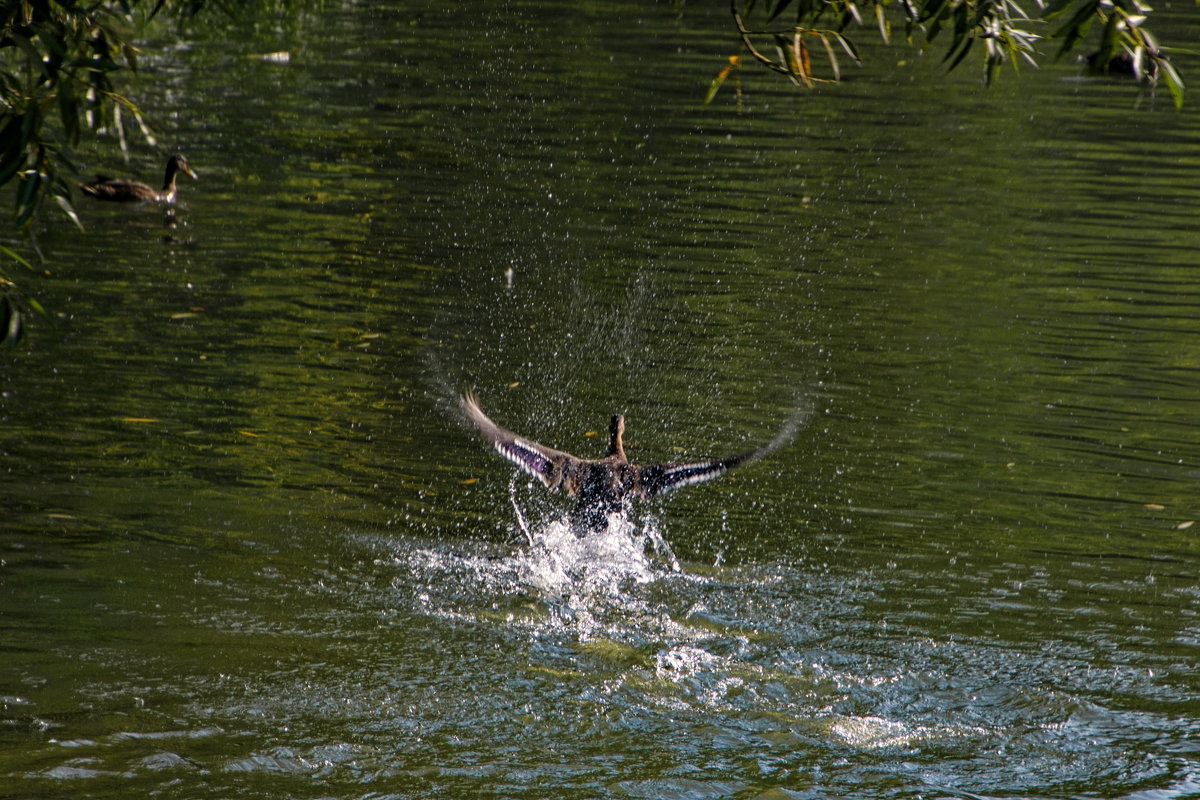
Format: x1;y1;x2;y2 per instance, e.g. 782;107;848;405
79;154;197;204
461;390;790;533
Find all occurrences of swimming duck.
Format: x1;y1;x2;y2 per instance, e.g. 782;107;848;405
79;154;198;204
461;390;779;533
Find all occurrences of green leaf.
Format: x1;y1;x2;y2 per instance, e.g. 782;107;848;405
129;104;157;147
1097;11;1121;66
53;194;85;232
818;32;841;81
1160;59;1185;110
832;32;862;65
944;36;975;71
1042;0;1080;20
969;0;998;31
1;297;23;348
1052;0;1100;61
927;14;945;44
985;53;1001;85
10;33;50;80
951;1;970;44
0;246;35;272
26;296;49;320
842;1;863;27
920;0;950;21
705;62;733;105
15;171;41;226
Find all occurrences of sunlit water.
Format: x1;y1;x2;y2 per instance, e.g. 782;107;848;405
9;517;1193;797
4;1;1200;798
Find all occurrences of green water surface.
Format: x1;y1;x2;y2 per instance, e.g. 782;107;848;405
2;3;1199;798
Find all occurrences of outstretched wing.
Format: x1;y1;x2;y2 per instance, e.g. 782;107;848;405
460;390;576;491
639;451;758;498
640;406;807;497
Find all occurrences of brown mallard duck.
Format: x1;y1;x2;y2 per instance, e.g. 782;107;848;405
79;154;198;204
462;390;784;533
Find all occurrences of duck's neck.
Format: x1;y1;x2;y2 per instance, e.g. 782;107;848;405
161;162;179;200
607;415;626;461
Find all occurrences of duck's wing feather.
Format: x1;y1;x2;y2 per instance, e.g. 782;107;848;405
639;451;758;498
79;178;156;201
461;390;577;491
641;408;807;497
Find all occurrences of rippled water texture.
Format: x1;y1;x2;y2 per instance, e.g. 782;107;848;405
3;2;1200;798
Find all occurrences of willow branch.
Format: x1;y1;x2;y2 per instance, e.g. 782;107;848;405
731;0;792;76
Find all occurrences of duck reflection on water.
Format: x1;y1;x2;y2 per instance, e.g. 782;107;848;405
461;390;797;534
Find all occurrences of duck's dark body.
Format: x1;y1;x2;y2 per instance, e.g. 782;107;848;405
461;391;772;533
79;154;197;204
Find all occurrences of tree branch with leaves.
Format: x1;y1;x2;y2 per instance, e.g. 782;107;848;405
709;0;1184;107
0;0;164;344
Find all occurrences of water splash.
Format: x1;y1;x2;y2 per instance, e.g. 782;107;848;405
512;512;680;597
500;469;680;595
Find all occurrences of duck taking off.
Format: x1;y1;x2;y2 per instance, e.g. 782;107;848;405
461;390;793;533
79;154;198;204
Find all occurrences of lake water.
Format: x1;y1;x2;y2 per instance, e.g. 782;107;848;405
3;2;1199;798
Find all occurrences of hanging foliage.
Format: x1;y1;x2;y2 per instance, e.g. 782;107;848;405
710;0;1183;107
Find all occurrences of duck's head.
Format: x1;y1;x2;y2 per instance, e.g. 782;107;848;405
168;154;198;181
